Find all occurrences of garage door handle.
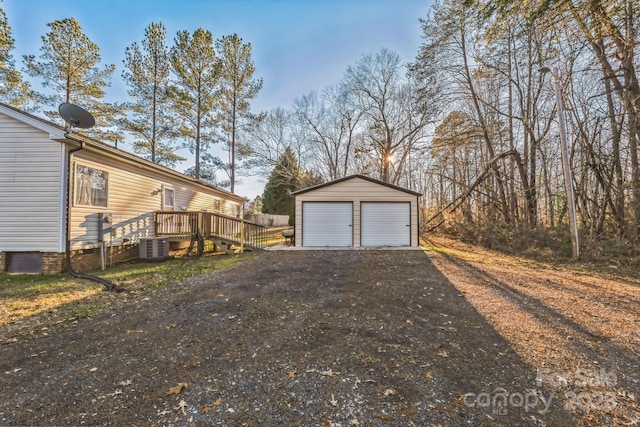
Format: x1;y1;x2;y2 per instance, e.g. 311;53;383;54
348;224;353;227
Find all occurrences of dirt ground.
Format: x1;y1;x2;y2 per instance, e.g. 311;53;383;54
0;242;638;426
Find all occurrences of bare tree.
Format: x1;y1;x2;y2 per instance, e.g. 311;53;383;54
293;86;362;181
343;48;434;184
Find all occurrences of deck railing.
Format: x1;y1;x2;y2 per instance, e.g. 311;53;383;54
154;211;266;249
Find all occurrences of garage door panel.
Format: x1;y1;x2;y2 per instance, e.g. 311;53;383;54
302;202;353;246
361;202;410;247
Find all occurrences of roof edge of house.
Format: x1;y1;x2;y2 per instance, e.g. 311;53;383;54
0;102;246;203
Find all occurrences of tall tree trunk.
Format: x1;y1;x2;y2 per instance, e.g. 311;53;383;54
152;84;157;163
603;69;626;236
195;108;201;180
460;26;511;224
507;26;520;224
571;1;640;239
230;89;237;193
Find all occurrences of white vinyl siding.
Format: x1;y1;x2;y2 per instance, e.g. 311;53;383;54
1;104;247;265
69;151;243;249
0;114;64;252
302;202;353;247
361;202;411;247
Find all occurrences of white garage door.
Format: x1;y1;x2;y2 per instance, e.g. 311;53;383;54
302;202;353;246
361;202;411;247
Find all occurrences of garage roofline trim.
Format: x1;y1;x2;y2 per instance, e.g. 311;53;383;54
291;174;422;196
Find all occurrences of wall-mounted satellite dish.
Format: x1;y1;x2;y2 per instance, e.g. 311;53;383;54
59;103;95;133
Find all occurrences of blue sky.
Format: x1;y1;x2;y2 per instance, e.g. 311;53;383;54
4;0;431;198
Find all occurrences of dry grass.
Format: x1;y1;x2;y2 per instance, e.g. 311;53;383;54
258;226;294;246
0;276;101;327
0;252;251;339
424;235;640;426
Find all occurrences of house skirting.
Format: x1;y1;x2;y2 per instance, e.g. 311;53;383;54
70;245;140;272
43;253;65;273
0;252;65;274
1;245;140;275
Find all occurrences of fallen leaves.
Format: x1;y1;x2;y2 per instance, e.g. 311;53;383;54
202;399;221;413
348;408;360;426
175;399;188;414
373;412;395;422
166;382;188;395
329;393;338;407
321;368;339;377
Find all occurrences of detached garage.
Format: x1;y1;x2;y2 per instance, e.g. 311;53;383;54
292;175;421;247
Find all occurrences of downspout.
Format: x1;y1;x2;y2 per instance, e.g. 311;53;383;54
416;195;420;247
64;140;118;291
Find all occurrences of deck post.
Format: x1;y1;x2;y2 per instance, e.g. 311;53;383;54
240;218;245;253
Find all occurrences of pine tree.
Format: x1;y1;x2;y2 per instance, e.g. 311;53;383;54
121;22;183;167
216;34;263;193
23;17;115;127
262;147;301;224
169;28;221;180
0;1;30;109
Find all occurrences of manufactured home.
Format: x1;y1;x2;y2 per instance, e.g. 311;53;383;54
0;103;248;274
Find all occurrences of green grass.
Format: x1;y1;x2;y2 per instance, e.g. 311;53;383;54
102;253;249;291
0;253;252;328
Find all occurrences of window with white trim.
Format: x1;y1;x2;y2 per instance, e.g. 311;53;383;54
163;187;175;211
75;164;108;207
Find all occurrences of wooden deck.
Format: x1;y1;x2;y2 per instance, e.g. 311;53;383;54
154;211;267;250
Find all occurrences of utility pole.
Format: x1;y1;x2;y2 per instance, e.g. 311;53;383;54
541;66;580;260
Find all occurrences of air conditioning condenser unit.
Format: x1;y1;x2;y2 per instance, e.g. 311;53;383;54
139;237;170;261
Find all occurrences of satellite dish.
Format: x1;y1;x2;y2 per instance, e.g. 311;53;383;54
59;103;95;133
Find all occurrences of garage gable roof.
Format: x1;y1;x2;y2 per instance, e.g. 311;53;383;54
292;174;422;196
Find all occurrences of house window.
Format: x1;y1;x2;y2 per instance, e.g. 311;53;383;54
163;187;175;211
75;164;108;207
214;199;221;213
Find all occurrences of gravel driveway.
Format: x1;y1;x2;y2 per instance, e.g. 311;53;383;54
0;250;575;426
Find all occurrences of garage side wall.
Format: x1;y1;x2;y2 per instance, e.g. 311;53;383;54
295;177;419;247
